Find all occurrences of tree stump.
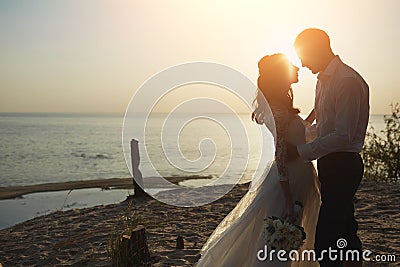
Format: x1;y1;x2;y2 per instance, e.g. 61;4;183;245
176;235;184;249
123;225;151;264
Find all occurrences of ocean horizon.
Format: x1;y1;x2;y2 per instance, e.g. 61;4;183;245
0;112;387;188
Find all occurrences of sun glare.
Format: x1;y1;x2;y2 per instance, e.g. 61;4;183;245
283;46;301;68
265;36;302;68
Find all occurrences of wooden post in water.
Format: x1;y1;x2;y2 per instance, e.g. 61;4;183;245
130;139;147;197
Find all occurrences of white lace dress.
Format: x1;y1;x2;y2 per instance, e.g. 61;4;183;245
196;106;321;267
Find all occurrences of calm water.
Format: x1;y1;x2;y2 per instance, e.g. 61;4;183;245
0;113;128;187
0;113;386;188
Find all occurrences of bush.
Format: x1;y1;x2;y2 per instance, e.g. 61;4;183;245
362;103;400;182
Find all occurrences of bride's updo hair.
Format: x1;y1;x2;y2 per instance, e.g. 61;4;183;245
252;53;300;124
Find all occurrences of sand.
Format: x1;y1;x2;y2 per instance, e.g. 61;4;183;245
0;179;399;266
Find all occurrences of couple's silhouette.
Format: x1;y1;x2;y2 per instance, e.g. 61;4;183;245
197;28;369;267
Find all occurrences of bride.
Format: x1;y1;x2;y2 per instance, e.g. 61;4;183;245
196;54;321;267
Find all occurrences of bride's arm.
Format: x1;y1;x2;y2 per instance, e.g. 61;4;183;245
271;106;296;222
301;109;317;143
305;109;315;124
280;180;295;222
271;105;290;182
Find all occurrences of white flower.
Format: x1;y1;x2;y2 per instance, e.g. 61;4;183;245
263;216;306;251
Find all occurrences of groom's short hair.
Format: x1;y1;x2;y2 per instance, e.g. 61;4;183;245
294;28;331;52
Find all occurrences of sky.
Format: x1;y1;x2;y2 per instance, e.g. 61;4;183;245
0;0;399;115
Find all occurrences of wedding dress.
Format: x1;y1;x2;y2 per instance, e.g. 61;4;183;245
196;106;321;267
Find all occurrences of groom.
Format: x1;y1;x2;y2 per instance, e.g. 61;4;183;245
289;28;369;267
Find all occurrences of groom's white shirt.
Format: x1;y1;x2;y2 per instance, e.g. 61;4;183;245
298;56;370;161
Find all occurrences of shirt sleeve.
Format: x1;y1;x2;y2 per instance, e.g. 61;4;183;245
271;105;290;181
298;77;363;160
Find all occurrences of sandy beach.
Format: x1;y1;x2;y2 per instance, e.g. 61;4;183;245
0;178;399;266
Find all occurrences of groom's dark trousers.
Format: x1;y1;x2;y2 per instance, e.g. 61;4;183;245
315;152;364;267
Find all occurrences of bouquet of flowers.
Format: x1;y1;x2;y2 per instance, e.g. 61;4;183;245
263;202;306;251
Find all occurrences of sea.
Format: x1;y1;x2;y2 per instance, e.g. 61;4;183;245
0;112;273;187
0;112;387;187
0;112;387;228
0;113;129;187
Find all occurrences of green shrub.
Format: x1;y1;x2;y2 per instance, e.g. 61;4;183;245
362;103;400;182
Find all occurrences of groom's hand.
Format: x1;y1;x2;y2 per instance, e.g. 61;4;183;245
287;144;300;162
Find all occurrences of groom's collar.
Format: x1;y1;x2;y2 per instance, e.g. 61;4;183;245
317;55;341;80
